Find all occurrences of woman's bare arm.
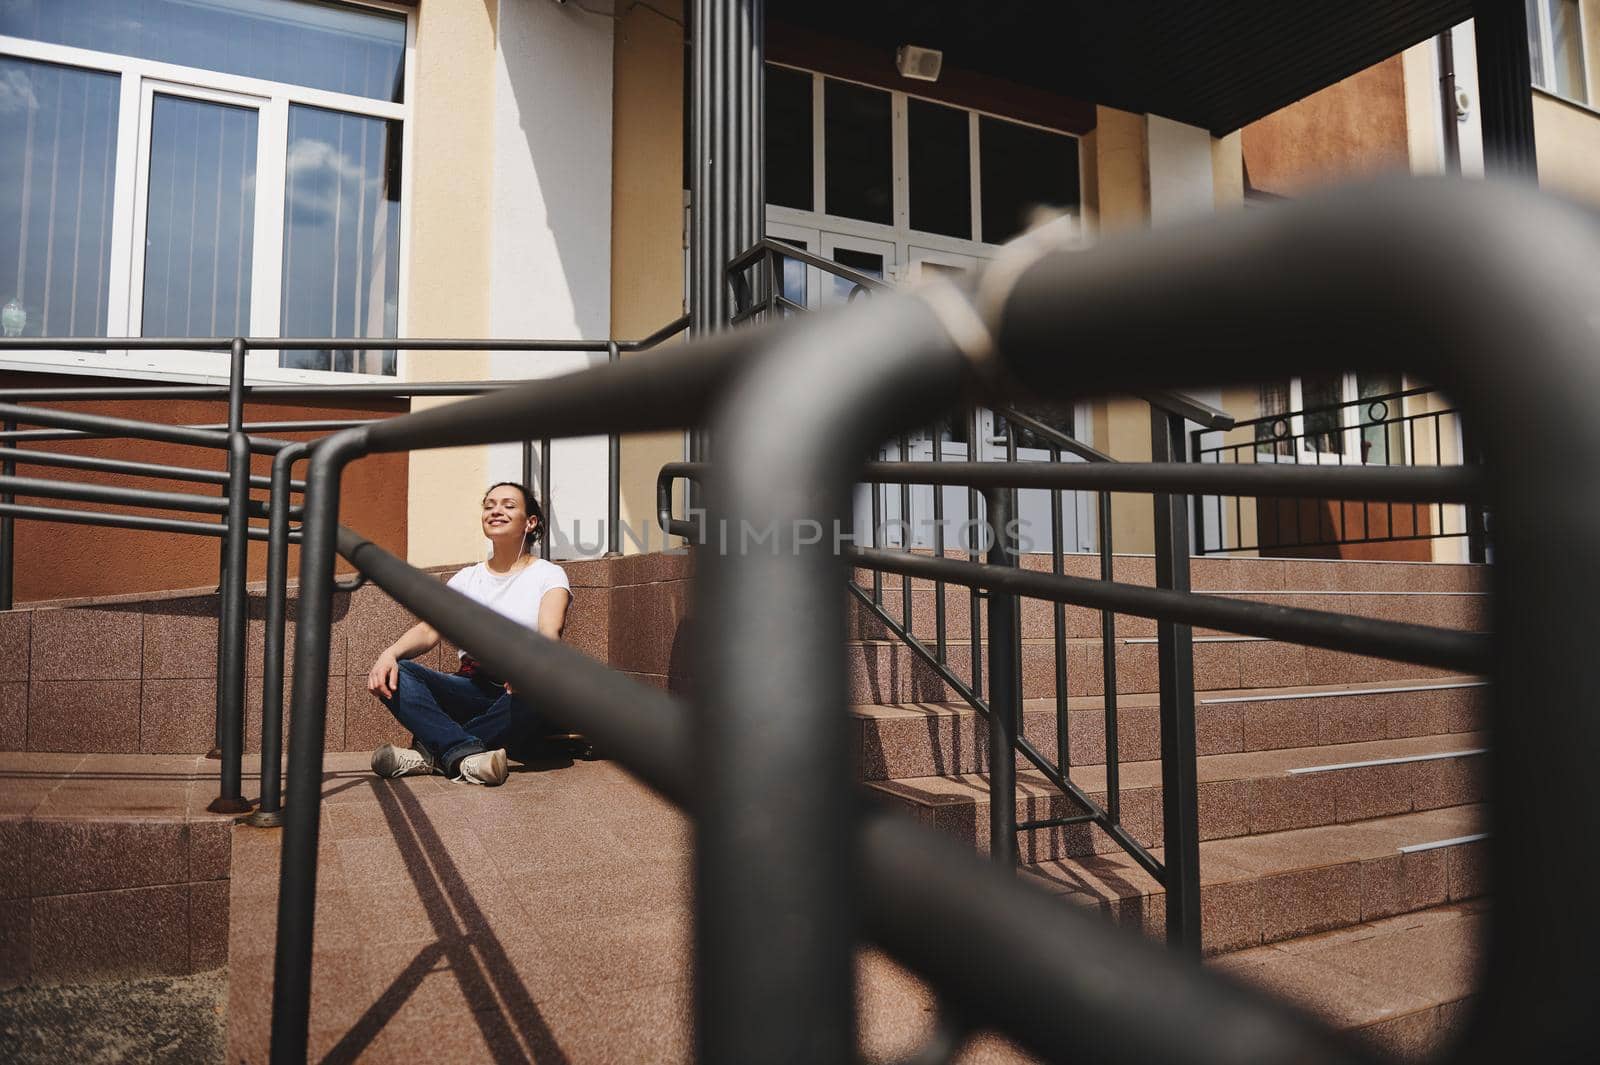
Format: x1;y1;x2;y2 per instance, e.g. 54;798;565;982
367;621;441;698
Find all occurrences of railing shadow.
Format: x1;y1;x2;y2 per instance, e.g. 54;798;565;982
319;779;568;1065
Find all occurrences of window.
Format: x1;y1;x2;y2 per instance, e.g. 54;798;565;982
0;0;409;376
765;65;812;212
1528;0;1589;104
0;58;120;339
764;64;1082;261
823;79;892;225
979;116;1080;245
907;98;970;239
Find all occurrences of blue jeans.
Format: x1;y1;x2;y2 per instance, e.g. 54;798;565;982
378;659;542;776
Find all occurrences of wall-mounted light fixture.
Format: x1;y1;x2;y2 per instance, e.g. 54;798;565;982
896;45;943;82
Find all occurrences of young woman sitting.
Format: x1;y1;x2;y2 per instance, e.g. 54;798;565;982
366;482;571;786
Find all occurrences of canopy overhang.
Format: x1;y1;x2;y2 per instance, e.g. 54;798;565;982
770;0;1478;135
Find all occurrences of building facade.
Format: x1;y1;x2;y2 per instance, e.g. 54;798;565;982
0;0;1587;600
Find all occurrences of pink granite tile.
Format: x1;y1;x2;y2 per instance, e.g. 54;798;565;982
30;606;143;680
141;597;217;680
30;883;189;983
1257;864;1363;943
557;586;607;663
1360;1004;1456;1060
1246;773;1339;834
0;816;26;899
0;897;27;989
1198;780;1251;840
1412;754;1486;811
1241;698;1319;751
1359;849;1448;921
188;818;232;882
28;817;188;896
0;683;24;751
1200;877;1261;954
605;550;692;586
1320;697;1390;746
139;678;216;755
27;680;140;753
1192;642;1241;691
189;879;229;972
607;581;688;675
343;676;412;754
343;586;436;682
0;611;30;683
1335;762;1415;822
1447;839;1488;900
1238;641;1307;688
1195;701;1243;756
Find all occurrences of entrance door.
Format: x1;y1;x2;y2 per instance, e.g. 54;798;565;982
817;231;895;304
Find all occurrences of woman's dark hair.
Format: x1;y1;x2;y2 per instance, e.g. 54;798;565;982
484;481;544;552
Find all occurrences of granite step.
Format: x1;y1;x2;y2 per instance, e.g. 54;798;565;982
1211;901;1485;1061
852;678;1487;781
867;732;1488;860
852;555;1488;595
1019;804;1486;954
0;753;235;990
847;584;1489;641
843;634;1467;703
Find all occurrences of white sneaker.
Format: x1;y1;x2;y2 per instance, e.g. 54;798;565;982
371;744;437;779
456;748;509;786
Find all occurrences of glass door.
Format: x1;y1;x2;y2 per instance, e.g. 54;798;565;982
129;80;281;366
818;231;894;304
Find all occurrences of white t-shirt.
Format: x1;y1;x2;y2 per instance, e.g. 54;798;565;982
446;558;571;661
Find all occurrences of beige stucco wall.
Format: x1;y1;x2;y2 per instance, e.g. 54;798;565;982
1092;106;1150;234
611;0;687;553
1533;91;1600;205
401;0;499;566
1212;131;1243;210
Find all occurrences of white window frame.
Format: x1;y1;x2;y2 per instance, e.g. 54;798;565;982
764;64;1085;282
0;0;415;384
1529;0;1592;104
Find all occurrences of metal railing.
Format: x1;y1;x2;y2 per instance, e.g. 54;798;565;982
1191;384;1490;559
722;240;1244;945
256;179;1598;1065
0;319;689;818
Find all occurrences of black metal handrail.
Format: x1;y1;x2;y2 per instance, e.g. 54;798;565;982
727;237;892;325
218;178;1598;1064
0;319;691;819
1188;383;1487;558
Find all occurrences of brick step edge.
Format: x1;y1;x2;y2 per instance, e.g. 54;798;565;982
1025;833;1485;956
854;685;1485;781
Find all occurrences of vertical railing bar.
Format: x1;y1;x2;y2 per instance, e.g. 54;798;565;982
1189;427;1205;557
1440;412;1452;543
209;337;251;813
985;485;1018;867
540;436;552;559
1099;489;1120;825
607;340;621;555
899;433;912;634
870;448;883;606
0;418;13;610
1050;445;1068;778
968;408;982;701
1336;425;1346;545
248;441;305;828
1410;413;1420;546
1150;409;1202;955
932;419;947;666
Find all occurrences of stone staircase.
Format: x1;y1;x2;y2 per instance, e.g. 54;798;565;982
0;551;1489;1061
857;554;1488;1059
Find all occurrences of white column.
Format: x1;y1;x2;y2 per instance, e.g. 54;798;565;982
488;0;616;558
1145;114;1215;225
